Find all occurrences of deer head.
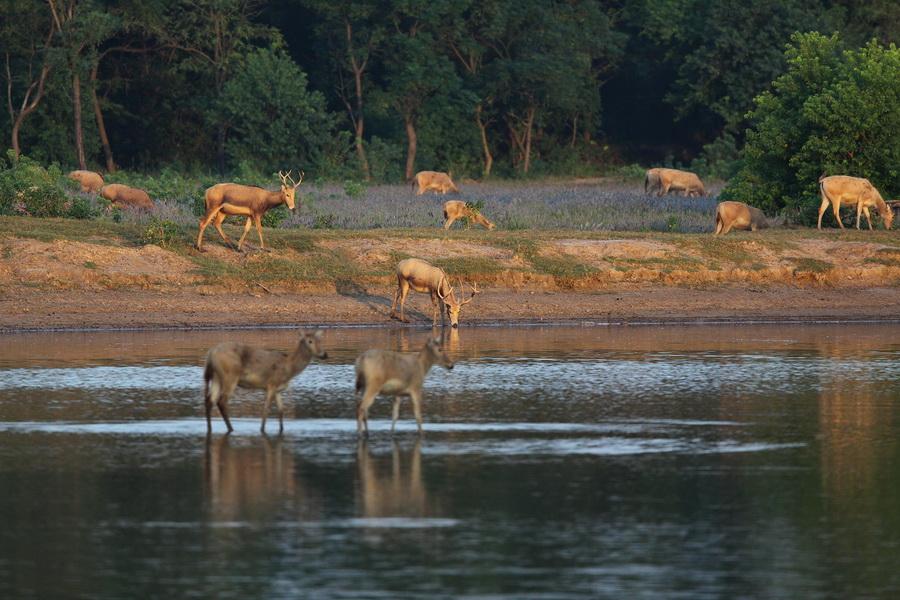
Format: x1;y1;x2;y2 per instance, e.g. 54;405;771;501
437;280;479;328
425;336;454;369
278;170;304;210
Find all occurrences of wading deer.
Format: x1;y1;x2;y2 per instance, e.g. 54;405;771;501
203;330;327;434
100;183;153;209
354;337;454;436
68;170;104;193
442;200;495;230
412;171;459;195
714;201;769;235
389;258;480;328
644;168;706;197
196;171;303;252
817;175;894;231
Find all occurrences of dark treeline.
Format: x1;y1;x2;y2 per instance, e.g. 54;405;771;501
2;0;898;181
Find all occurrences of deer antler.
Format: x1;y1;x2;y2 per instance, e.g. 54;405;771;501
460;281;480;305
436;275;453;302
292;170;305;189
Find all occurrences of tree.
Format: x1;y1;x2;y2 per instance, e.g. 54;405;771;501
218;47;342;171
1;0;56;158
722;32;900;222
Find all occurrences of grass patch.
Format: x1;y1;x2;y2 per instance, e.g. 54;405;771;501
864;256;900;267
529;254;596;279
83;261;97;269
433;256;508;276
790;257;834;273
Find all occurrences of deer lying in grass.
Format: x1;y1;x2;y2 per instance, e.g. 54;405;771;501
442;200;495;230
412;170;459;195
389;258;480;328
714;201;769;235
817;175;894;231
645;167;707;197
100;183;153;209
68;170;104;193
196;170;303;252
203;330;327;434
354;337;454;436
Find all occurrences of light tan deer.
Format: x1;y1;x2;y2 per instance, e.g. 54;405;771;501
412;171;459;195
818;175;894;231
714;201;769;235
100;183;153;209
68;170;104;193
203;330;327;434
645;167;706;197
196;170;303;252
389;258;480;328
354;337;454;436
442;200;495;230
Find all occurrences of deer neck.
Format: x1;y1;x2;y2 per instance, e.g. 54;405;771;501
266;189;286;209
288;343;313;374
418;350;437;375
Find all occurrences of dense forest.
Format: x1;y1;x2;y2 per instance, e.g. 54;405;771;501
2;0;899;190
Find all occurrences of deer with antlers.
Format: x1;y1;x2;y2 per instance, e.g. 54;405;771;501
389;258;479;328
196;171;303;252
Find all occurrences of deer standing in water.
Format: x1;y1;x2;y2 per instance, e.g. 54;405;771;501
389;258;479;328
196;171;303;252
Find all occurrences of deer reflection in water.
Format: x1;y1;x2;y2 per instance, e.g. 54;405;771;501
356;439;428;519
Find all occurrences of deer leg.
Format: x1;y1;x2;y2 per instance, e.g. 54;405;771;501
197;206;225;250
721;221;734;235
275;392;285;434
217;398;234;433
817;194;830;230
357;389;379;437
210;211;236;249
398;280;411;323
391;397;402;433
236;218;253;252
856;201;864;230
410;390;424;435
390;279;403;320
863;206;873;230
253;215;268;251
443;215;456;230
833;201;845;230
430;291;440;328
261;389;273;434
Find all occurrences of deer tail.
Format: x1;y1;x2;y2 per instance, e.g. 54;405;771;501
355;372;365;395
203;361;214;405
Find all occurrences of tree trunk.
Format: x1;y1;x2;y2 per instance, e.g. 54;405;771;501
90;63;115;172
475;104;493;178
216;125;226;175
404;114;417;182
570;115;578;148
353;67;371;181
72;69;86;169
11;120;23;158
522;106;535;175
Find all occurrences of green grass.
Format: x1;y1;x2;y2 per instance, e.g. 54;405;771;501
432;256;509;276
790;257;834;273
83;261;97;270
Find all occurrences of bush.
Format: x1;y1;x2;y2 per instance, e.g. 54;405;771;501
343;180;367;199
0;151;69;217
141;217;181;248
722;33;900;222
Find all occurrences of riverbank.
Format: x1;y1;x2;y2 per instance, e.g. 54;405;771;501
1;217;898;331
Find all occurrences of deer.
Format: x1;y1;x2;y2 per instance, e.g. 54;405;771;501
644;167;707;197
100;183;153;209
354;336;454;436
68;170;104;193
714;201;769;235
817;175;894;231
203;330;327;434
196;170;303;252
389;258;480;328
442;200;495;230
411;170;459;195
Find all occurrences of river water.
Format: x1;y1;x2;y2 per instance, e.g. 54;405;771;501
0;324;898;598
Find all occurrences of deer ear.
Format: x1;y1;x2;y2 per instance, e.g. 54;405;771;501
313;330;324;340
431;336;442;345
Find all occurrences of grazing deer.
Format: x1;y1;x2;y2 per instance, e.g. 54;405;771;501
68;170;104;193
412;171;459;195
644;167;706;197
442;200;495;230
818;175;894;231
389;258;480;328
354;337;454;436
100;183;153;209
196;170;303;252
203;330;327;434
714;201;769;235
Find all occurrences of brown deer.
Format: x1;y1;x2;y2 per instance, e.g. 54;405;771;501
389;258;480;328
412;171;459;195
203;330;327;434
818;175;894;231
714;201;769;235
68;170;104;193
644;167;706;197
100;183;153;209
196;171;303;252
354;337;454;436
442;200;495;230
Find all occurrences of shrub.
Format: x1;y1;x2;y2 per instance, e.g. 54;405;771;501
141;217;181;248
0;151;69;217
723;33;900;223
262;205;290;228
343;180;367;199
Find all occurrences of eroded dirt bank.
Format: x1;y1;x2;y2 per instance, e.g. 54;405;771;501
1;224;899;331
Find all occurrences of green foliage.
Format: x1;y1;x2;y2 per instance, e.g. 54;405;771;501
219;47;342;172
342;180;366;199
722;33;900;222
140;217;180;248
262;205;290;228
0;151;69;217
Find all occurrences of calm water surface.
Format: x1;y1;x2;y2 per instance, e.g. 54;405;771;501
0;324;898;598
